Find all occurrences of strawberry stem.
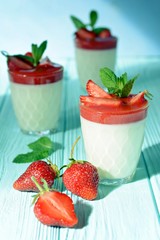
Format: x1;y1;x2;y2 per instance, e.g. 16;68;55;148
70;136;81;159
31;176;44;193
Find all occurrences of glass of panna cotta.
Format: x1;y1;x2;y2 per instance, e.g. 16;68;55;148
74;31;117;89
80;79;149;185
8;59;63;135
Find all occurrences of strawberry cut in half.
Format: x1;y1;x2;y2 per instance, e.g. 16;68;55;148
7;55;34;71
32;177;78;227
98;29;111;39
76;28;96;40
86;80;112;98
80;96;122;107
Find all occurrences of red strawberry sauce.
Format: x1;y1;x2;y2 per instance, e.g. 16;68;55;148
75;35;117;50
80;97;148;124
9;63;63;85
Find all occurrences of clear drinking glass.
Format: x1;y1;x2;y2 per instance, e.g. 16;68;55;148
74;36;118;89
8;64;63;135
80;99;148;185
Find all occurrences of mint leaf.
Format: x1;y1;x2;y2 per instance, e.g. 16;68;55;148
13;151;50;163
90;10;98;28
100;67;140;97
32;40;47;66
14;54;34;65
99;67;117;92
13;136;55;164
70;16;86;29
121;75;138;97
28;136;54;155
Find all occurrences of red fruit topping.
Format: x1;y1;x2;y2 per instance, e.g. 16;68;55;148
129;91;147;106
8;56;33;71
98;29;111;39
13;160;57;192
76;28;96;40
80;96;122;107
86;80;112;98
25;52;33;57
34;190;78;227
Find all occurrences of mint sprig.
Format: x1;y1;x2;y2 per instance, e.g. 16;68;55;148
2;40;47;67
71;10;109;33
13;136;55;163
31;40;47;66
100;67;139;98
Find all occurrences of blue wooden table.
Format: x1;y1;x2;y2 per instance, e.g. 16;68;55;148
0;57;160;240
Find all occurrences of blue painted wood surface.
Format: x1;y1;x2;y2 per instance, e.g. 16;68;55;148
0;57;160;240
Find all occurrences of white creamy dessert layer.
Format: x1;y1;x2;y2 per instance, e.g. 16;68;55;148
80;116;146;180
10;80;62;132
75;48;116;89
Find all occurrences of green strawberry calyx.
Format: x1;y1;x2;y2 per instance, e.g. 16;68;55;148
70;10;110;34
31;177;51;204
100;67;153;99
1;40;47;67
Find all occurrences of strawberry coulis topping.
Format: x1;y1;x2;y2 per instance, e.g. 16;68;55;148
9;63;63;85
75;34;117;50
80;95;148;124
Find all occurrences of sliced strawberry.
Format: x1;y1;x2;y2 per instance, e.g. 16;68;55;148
98;29;111;39
80;96;122;107
25;52;33;57
86;80;112;98
128;92;147;106
32;177;78;227
76;28;96;40
7;56;33;71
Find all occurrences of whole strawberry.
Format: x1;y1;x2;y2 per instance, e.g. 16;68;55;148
62;137;99;200
13;160;58;192
32;177;78;227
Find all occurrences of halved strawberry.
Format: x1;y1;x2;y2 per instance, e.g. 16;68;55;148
80;96;122;107
32;178;78;227
86;80;112;98
7;56;33;71
76;28;96;40
128;91;147;106
98;29;111;38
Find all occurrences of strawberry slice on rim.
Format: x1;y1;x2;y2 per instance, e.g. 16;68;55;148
7;56;34;71
86;80;112;98
80;96;122;107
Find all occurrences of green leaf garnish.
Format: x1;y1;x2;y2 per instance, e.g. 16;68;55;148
13;137;55;163
1;40;47;68
100;67;139;97
90;10;98;28
71;10;110;33
28;136;54;154
70;15;86;30
31;40;47;66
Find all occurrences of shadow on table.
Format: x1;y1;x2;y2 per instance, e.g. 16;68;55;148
133;143;160;182
96;143;160;200
74;201;92;229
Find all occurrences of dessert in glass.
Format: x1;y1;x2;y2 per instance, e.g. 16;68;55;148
3;41;63;135
71;10;117;89
80;68;151;185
